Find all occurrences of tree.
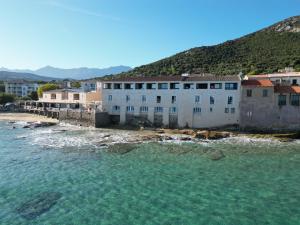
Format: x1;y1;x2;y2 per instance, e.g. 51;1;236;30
0;93;15;104
37;83;59;97
71;81;81;88
29;91;39;100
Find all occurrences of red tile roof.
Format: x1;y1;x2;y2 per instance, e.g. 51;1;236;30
241;79;274;87
274;86;300;94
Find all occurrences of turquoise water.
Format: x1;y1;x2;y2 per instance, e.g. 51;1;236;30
0;121;299;225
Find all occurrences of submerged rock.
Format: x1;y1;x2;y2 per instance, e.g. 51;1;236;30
107;143;137;154
209;150;225;161
16;192;62;220
23;122;57;129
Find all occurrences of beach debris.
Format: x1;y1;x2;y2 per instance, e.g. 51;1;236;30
209;150;225;161
107;143;137;154
16;192;62;220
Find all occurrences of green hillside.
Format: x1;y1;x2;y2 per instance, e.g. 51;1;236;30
109;16;300;79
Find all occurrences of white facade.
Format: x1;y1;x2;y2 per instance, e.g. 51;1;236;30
5;81;39;97
101;75;241;128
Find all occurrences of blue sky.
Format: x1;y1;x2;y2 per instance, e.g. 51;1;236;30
0;0;299;70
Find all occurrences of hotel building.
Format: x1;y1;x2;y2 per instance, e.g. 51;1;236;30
5;80;39;97
101;74;242;128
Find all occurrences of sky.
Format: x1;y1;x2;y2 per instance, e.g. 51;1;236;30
0;0;299;70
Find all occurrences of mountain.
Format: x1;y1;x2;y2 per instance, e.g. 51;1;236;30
1;66;132;80
109;15;300;79
0;71;59;82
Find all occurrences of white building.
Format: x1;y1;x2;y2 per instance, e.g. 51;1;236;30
101;74;241;128
246;72;300;86
5;80;39;97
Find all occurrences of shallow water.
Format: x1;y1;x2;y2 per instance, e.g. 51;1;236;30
0;121;299;225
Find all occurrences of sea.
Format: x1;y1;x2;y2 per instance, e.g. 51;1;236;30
0;121;299;225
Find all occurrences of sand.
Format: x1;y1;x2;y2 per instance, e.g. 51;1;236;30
0;113;59;123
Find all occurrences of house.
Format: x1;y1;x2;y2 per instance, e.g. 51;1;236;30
101;74;241;128
38;88;102;110
240;78;300;130
246;72;300;86
4;80;39;97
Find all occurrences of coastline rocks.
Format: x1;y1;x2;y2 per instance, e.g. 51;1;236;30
209;150;225;161
107;143;137;154
194;130;231;140
16;192;62;220
22;122;57;129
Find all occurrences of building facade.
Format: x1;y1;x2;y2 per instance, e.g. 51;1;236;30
5;80;39;97
240;78;300;130
101;74;241;128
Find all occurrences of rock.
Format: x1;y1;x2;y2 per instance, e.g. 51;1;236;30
23;125;30;129
194;130;209;139
16;192;62;220
180;136;192;141
107;143;137;154
155;129;165;134
208;131;231;140
209;150;225;160
178;129;195;136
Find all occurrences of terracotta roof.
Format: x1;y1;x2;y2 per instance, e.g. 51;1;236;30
107;74;241;82
241;79;274;87
249;72;300;79
274;86;300;94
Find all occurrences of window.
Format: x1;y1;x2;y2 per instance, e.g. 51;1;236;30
126;106;134;112
112;105;120;112
210;107;213;112
158;83;168;90
51;94;56;99
108;95;112;101
169;107;177;114
193;107;201;114
227;96;233;104
195;96;200;103
73;94;80;100
196;83;208;89
292;79;298;85
246;89;252;97
171;96;176;104
225;83;238;90
291;95;300;106
183;83;194;89
263;89;268;97
142;95;146;102
278;95;287;106
140;106;148;113
170;83;180;89
210;83;222;89
124;83;133;89
210;96;215;105
114;83;122;89
231;108;235;114
225;108;229;113
154;107;163;113
135;83;144;89
157;96;161;103
126;95;130;102
147;83;156;89
104;83;112;89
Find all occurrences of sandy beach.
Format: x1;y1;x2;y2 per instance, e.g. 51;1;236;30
0;113;59;123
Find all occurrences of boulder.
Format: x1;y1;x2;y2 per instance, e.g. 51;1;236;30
194;130;209;139
177;129;195;136
208;131;231;140
209;150;225;161
16;192;62;220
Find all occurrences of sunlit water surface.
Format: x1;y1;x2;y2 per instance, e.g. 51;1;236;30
0;121;299;225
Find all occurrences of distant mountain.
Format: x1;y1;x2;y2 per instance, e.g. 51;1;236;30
0;66;132;80
109;15;300;79
0;71;59;82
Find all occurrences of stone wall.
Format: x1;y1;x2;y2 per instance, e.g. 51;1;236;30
59;110;111;128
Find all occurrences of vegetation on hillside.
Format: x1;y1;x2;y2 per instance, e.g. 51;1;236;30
37;83;59;97
105;16;300;79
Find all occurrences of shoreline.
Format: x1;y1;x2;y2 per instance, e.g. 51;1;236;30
0;112;59;123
